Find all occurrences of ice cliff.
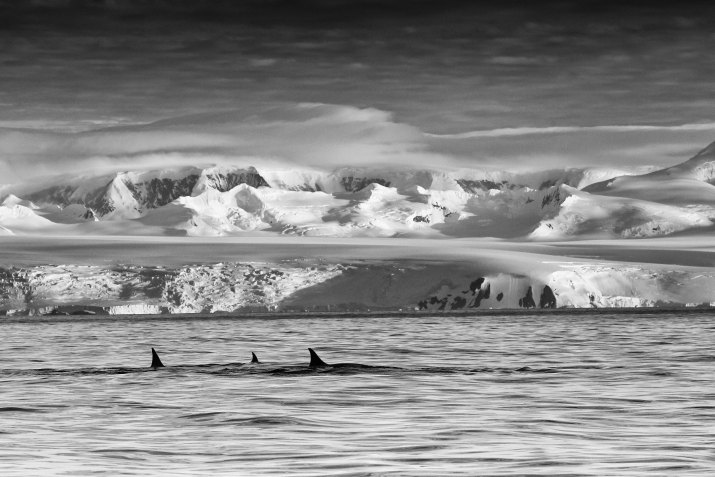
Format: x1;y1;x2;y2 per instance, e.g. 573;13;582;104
2;260;713;315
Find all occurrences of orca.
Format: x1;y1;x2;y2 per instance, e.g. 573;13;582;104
308;348;329;368
251;352;260;364
307;348;399;371
150;348;165;369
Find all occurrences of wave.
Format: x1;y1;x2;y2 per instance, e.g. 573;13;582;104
0;362;596;378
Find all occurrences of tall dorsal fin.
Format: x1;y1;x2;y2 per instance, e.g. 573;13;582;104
251;352;260;364
308;348;328;368
151;347;165;369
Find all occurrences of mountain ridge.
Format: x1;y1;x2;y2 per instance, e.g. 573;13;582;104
2;143;714;239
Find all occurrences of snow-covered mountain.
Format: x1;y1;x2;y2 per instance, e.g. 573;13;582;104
529;185;713;240
23;167;269;219
2;142;714;239
584;140;715;206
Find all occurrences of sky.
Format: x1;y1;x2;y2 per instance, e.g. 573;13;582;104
1;0;715;184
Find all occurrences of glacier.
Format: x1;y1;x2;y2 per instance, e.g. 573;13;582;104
1;246;714;315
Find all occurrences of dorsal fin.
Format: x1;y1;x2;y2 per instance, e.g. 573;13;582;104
308;348;328;368
251;352;260;364
151;347;165;369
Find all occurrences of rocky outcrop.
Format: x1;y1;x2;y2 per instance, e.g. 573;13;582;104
456;179;511;193
519;286;536;308
200;167;270;192
471;283;491;308
539;285;557;308
123;175;200;209
341;177;391;192
541;188;561;208
24;167;271;218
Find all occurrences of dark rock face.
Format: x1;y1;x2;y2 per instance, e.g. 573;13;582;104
413;215;430;223
341;177;391;192
27;182;122;217
469;277;485;293
541;188;562;208
125;175;199;209
539;179;559;190
470;283;491;308
24;168;272;218
519;286;536;308
289;183;322;192
26;175;198;216
431;203;454;218
496;292;504;301
425;294;450;310
451;296;467;309
26;185;76;208
456;179;514;193
80;175;201;216
539;285;557;308
202;168;270;192
85;180;121;216
483;283;491;299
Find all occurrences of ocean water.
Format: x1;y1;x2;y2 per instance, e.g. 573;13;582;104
1;312;714;476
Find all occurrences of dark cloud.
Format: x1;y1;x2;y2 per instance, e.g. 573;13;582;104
1;1;713;127
0;0;714;181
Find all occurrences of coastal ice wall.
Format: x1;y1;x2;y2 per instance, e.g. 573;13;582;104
0;262;344;315
413;265;715;311
1;260;714;315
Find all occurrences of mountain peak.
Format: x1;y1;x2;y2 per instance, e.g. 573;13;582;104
2;194;38;209
663;139;715;184
693;140;715;159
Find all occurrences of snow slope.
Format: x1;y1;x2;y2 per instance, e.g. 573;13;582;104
140;184;350;236
0;195;64;234
584;140;715;205
529;186;713;240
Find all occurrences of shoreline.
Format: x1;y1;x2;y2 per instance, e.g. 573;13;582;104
2;306;713;324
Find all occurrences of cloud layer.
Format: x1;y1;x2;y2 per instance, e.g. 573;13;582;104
2;103;714;187
0;104;452;185
1;2;714;184
1;1;715;132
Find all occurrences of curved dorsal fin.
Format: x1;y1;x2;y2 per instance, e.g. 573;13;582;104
251;352;260;364
151;347;165;369
308;348;328;368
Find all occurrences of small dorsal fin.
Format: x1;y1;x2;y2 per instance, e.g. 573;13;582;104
251;352;260;364
151;347;165;369
308;348;328;368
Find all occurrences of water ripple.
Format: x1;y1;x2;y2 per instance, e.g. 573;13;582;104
0;312;714;476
